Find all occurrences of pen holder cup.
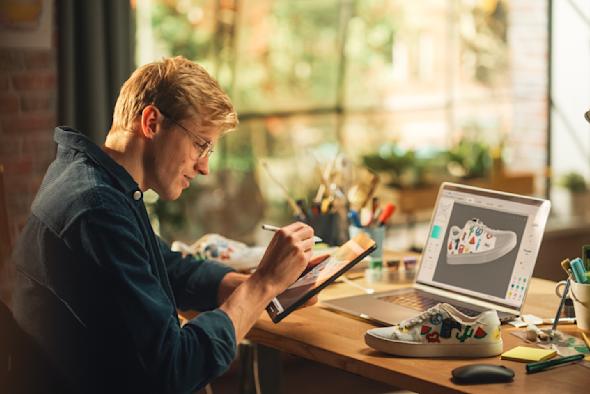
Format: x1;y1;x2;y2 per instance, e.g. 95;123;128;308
305;212;349;246
571;282;590;332
348;225;385;263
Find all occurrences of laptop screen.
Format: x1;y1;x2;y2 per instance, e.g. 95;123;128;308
416;183;550;309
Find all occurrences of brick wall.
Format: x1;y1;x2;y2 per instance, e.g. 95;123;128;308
0;7;58;301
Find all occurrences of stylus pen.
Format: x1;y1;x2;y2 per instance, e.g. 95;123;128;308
261;224;323;243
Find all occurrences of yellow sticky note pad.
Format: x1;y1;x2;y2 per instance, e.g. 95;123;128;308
501;346;556;362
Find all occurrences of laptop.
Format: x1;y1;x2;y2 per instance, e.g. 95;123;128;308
321;182;551;325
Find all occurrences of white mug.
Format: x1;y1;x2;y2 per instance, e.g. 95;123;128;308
570;281;590;332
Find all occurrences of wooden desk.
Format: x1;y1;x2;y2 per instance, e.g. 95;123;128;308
247;277;590;394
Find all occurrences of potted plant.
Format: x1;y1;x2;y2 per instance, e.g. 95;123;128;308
560;171;590;219
446;138;492;180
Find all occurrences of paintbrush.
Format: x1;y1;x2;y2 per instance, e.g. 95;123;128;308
560;258;573;279
261;161;305;219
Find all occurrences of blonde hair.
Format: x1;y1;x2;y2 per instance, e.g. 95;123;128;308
111;56;238;133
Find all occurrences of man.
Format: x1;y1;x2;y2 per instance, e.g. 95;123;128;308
11;56;321;393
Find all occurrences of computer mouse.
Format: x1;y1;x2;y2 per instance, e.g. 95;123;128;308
451;363;514;384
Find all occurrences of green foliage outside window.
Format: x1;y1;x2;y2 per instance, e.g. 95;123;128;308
235;0;341;112
150;1;217;73
137;0;523;243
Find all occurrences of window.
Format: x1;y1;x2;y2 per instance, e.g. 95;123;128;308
134;0;548;243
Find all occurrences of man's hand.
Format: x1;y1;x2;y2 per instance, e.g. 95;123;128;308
251;222;316;296
218;251;329;309
219;222;319;341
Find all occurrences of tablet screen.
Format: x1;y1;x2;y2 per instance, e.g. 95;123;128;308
267;232;376;322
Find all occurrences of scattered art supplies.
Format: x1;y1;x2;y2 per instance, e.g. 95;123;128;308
172;233;336;272
171;234;266;272
347;168;380;213
346;173;396;263
569;257;590;284
260;153;354;246
500;346;556;362
346;169;396;246
557;255;590;332
508;307;590;370
260;153;400;247
510;329;590;364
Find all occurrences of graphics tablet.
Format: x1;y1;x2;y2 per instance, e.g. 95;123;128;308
266;232;376;323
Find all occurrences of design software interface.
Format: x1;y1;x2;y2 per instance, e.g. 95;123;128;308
416;186;549;308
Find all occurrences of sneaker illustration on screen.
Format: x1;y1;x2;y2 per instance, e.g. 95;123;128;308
446;218;517;265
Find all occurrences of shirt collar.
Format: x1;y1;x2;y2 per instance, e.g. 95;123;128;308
54;126;142;198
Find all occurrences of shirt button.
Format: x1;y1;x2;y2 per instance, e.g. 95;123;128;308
133;190;143;201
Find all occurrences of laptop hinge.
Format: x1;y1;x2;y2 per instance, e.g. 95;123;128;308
413;283;521;315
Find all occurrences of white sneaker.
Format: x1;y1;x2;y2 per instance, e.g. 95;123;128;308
446;218;517;265
364;303;503;358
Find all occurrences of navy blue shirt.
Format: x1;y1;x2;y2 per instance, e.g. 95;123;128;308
12;127;237;394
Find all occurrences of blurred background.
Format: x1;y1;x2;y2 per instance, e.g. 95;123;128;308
1;1;589;393
138;0;542;243
1;0;590;290
132;0;589;254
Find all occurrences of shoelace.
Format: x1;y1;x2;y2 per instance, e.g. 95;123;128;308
399;307;444;330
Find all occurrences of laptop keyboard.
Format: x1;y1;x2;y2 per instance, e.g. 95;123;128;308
378;291;481;317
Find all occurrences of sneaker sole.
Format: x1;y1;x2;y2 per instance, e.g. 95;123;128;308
365;333;503;358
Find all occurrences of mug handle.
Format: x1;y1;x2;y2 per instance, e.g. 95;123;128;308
555;280;570;298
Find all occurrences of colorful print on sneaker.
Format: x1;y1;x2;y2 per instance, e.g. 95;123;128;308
364;303;503;358
446;218;517;265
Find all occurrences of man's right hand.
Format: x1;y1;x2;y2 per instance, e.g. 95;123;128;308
219;222;317;342
252;222;315;296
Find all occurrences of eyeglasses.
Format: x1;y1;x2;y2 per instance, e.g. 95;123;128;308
159;110;214;159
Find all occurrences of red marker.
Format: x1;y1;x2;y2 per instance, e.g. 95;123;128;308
378;203;396;226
